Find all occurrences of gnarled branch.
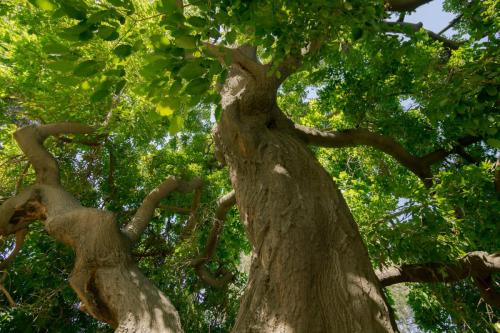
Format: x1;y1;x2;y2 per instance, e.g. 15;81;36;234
13;123;95;186
191;190;236;287
123;177;202;243
294;125;479;186
376;251;500;307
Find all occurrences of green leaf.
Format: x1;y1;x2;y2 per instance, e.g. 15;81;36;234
33;0;56;11
184;78;210;95
187;16;207;28
486;86;497;96
178;62;205;80
113;44;133;58
174;35;197;49
156;103;175;116
46;60;74;72
90;89;109;102
486;138;500;149
43;41;70;55
169;115;184;134
352;27;363;41
73;60;101;77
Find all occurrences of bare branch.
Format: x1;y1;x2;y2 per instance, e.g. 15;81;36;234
13;123;95;186
376;251;500;307
191;190;236;287
385;0;433;12
0;228;28;270
0;272;16;307
123;177;202;243
383;21;462;50
438;14;463;36
294;125;480;186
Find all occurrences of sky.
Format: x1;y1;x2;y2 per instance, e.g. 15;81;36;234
403;0;457;36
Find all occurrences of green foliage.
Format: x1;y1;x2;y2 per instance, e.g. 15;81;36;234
0;0;498;332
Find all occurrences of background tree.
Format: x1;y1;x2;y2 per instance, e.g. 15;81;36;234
0;0;498;332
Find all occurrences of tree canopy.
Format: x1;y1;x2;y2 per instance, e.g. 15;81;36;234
0;0;498;332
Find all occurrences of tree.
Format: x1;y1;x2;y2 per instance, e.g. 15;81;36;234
0;0;498;332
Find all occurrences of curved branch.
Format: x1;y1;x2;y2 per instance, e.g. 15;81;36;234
376;251;500;307
294;125;432;182
123;177;202;243
383;21;462;50
13;123;95;186
191;190;236;287
294;125;479;186
385;0;433;11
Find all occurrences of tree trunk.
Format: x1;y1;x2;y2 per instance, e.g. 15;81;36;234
26;185;183;332
0;130;184;333
214;63;398;332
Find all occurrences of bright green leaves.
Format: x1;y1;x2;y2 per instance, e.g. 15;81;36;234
156;103;174;117
34;0;56;11
113;44;133;59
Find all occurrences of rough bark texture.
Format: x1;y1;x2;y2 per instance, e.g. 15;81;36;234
214;60;398;332
376;251;500;307
0;124;183;333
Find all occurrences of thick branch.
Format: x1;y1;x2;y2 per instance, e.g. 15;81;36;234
276;40;322;83
295;125;432;182
385;0;433;12
376;251;500;306
191;190;236;287
294;125;479;186
13;123;95;186
123;177;202;243
203;43;264;78
383;21;462;50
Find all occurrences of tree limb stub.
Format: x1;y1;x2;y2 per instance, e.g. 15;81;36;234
376;251;500;307
294;125;479;186
123;177;203;243
191;190;236;287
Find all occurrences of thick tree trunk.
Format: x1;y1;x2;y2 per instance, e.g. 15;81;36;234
215;64;398;332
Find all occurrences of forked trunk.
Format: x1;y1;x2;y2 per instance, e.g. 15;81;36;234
215;64;398;332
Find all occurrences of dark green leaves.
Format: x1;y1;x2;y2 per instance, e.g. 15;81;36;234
73;60;101;77
178;62;205;80
174;35;197;49
184;78;210;95
113;44;132;58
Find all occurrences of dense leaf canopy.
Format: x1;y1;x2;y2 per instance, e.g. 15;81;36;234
0;0;498;332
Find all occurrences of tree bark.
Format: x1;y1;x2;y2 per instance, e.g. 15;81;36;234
0;125;184;333
214;62;398;332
